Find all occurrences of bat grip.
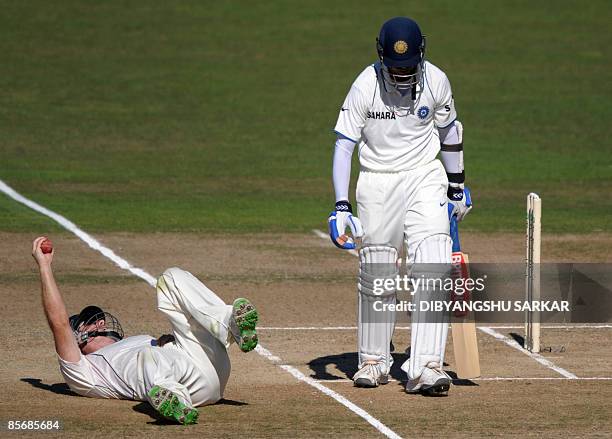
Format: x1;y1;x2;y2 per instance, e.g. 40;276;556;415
450;214;460;253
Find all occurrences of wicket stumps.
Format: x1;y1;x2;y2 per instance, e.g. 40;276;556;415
525;193;541;352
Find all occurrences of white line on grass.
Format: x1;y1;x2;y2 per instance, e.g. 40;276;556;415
312;228;359;256
256;345;401;439
471;376;612;381
478;327;578;379
479;325;612;329
311;229;583;380
315;377;612;383
0;180;402;439
0;180;157;286
261;326;366;330
259;325;612;331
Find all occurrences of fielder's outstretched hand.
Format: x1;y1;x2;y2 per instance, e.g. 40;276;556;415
447;186;472;222
32;236;54;267
328;201;363;250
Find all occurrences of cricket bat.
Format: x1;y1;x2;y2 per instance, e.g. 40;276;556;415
449;214;481;379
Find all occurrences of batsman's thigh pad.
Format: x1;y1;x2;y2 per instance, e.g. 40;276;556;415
404;160;450;262
402;234;452;380
358;245;399;373
356;171;405;251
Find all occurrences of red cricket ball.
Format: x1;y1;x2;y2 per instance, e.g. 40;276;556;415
41;238;53;254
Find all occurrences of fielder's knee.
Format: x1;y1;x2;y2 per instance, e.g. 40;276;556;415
162;267;185;278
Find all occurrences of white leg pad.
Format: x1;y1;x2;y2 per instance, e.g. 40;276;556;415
358;245;399;374
401;234;452;380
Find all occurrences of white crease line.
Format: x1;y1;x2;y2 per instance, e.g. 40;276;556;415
470;376;612;381
256;345;401;439
0;180;157;287
259;325;612;330
478;327;578;379
312;228;359;257
261;326;373;330
1;179;402;439
480;325;612;329
315;377;612;383
312;229;583;379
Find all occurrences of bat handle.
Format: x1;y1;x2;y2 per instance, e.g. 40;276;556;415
449;213;460;253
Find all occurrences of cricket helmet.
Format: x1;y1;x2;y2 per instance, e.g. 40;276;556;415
376;17;426;91
69;305;124;347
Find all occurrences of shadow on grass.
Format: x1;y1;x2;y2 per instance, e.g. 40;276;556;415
133;398;248;425
307;351;410;383
307;348;478;387
21;378;79;396
132;402;177;425
509;332;525;346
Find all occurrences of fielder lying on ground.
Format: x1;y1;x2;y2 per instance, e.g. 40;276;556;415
31;236;259;425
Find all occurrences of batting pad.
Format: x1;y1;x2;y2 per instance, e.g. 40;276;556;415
358;245;399;373
403;234;452;380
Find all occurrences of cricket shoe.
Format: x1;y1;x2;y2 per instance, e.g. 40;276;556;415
148;386;199;425
353;360;389;388
405;363;451;397
231;298;259;352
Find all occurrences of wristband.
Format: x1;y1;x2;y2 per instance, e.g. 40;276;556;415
447;184;463;201
335;200;353;214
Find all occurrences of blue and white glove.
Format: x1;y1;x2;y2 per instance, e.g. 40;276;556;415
328;201;363;250
447;185;472;222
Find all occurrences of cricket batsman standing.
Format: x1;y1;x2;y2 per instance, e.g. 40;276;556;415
328;17;472;396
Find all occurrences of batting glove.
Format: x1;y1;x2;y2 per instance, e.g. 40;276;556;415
448;186;472;222
328;201;363;250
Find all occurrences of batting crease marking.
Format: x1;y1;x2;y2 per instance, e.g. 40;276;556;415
0;180;402;439
315;377;612;383
312;228;359;256
478;327;578;379
259;325;612;330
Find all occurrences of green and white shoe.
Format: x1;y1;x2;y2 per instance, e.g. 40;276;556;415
148;386;199;425
232;298;259;352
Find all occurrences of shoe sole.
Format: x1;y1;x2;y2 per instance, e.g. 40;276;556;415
233;298;259;352
421;378;451;397
354;377;379;388
354;374;388;388
148;386;199;424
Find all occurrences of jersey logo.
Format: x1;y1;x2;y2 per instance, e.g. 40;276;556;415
367;110;396;120
417;106;430;120
341;107;349;112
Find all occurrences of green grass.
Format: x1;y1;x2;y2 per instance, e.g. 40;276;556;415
1;1;610;233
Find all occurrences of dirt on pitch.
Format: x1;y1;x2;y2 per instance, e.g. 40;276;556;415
1;232;610;438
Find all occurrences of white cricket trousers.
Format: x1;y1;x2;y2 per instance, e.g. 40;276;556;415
141;267;234;407
356;159;452;379
356;159;449;257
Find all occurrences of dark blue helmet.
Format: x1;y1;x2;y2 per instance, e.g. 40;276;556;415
69;305;124;348
376;17;426;91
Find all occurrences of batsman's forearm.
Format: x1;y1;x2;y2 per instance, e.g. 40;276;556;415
439;121;465;187
39;265;70;330
332;137;356;202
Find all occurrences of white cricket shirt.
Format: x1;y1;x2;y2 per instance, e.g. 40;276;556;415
57;335;197;401
334;61;456;172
